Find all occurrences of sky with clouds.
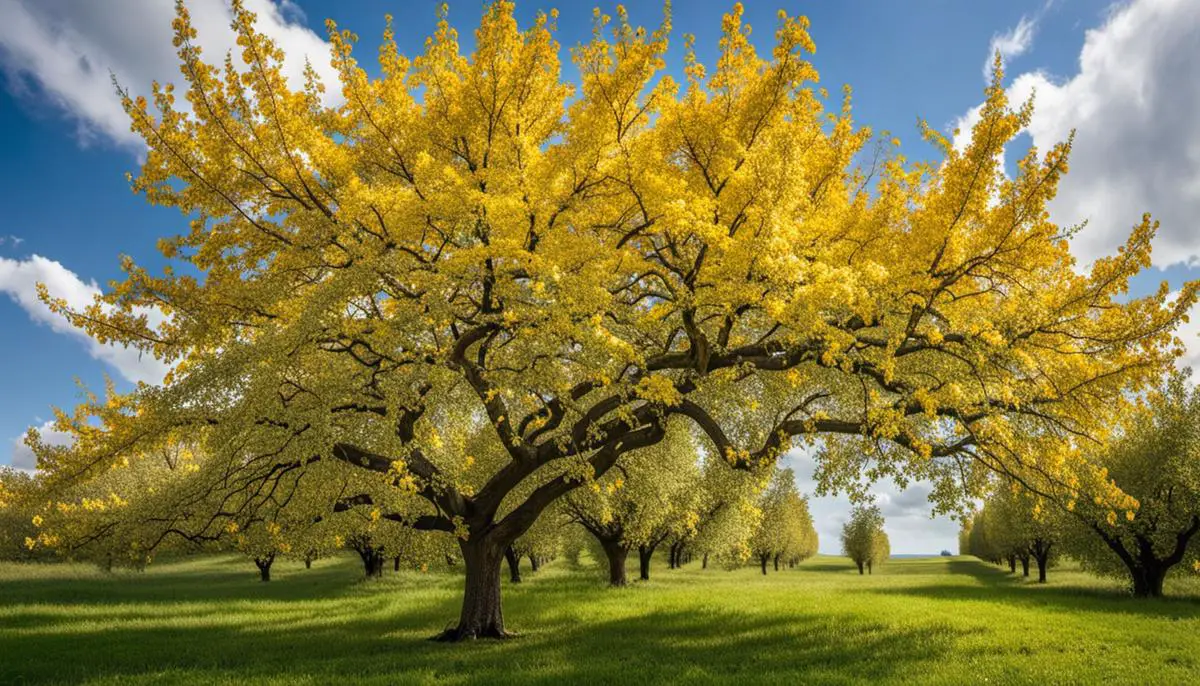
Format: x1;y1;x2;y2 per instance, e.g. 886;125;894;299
1;0;1198;554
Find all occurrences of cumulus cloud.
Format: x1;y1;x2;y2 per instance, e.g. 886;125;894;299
0;254;169;384
0;0;342;148
9;420;72;472
955;0;1200;269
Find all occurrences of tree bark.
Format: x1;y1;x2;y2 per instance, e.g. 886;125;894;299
639;545;655;581
1131;563;1167;598
602;541;629;587
529;555;540;572
1007;555;1016;573
856;560;864;575
504;545;522;583
867;561;873;575
255;554;274;582
1019;555;1030;577
433;537;509;641
702;553;709;569
760;553;770;575
774;553;781;571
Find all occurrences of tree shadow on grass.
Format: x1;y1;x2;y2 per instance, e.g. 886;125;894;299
1;590;967;685
870;558;1200;619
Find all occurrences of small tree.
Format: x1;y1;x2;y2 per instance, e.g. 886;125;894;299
1062;372;1200;597
842;504;886;575
748;468;816;574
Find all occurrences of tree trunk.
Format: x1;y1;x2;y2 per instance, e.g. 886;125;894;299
1007;555;1016;573
774;553;781;571
1130;563;1167;598
702;553;709;569
638;545;654;581
304;556;313;570
433;537;509;641
867;561;873;575
1035;553;1048;583
529;555;540;573
1020;555;1030;577
760;553;769;575
255;554;274;582
394;555;401;572
857;560;864;575
504;545;522;584
603;541;629;587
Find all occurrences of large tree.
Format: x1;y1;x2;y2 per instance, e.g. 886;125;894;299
29;0;1195;640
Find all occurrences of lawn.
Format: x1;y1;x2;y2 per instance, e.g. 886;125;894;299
2;554;1199;685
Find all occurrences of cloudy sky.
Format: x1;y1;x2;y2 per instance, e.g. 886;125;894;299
1;0;1198;554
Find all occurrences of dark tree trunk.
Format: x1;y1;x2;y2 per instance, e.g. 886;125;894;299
867;561;873;575
394;556;402;572
529;555;540;573
1007;555;1017;573
760;553;770;575
255;554;274;582
639;545;655;581
603;541;629;587
1020;555;1030;577
1032;540;1051;583
774;553;781;572
433;537;509;641
856;560;864;575
504;545;522;583
702;553;709;569
1130;562;1167;598
304;555;313;570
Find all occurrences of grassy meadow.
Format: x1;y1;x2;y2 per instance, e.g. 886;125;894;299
2;554;1199;685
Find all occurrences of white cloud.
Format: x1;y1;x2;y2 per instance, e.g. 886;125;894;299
0;254;169;384
0;0;341;148
955;0;1200;269
9;420;72;472
985;15;1037;81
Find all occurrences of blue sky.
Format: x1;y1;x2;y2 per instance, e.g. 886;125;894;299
2;0;1199;553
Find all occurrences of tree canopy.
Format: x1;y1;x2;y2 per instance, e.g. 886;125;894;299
26;0;1197;639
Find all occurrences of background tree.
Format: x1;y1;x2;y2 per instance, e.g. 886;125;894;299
0;468;44;563
841;504;886;575
984;481;1062;582
564;425;700;586
748;467;816;574
29;0;1195;640
1061;372;1200;597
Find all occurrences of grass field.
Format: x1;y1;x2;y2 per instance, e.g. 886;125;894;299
2;554;1199;685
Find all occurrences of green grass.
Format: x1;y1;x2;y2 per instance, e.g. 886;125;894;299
2;554;1199;685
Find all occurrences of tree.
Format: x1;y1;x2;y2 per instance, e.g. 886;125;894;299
982;481;1062;582
842;504;887;575
748;468;817;574
30;0;1195;640
1062;372;1200;597
564;424;700;586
